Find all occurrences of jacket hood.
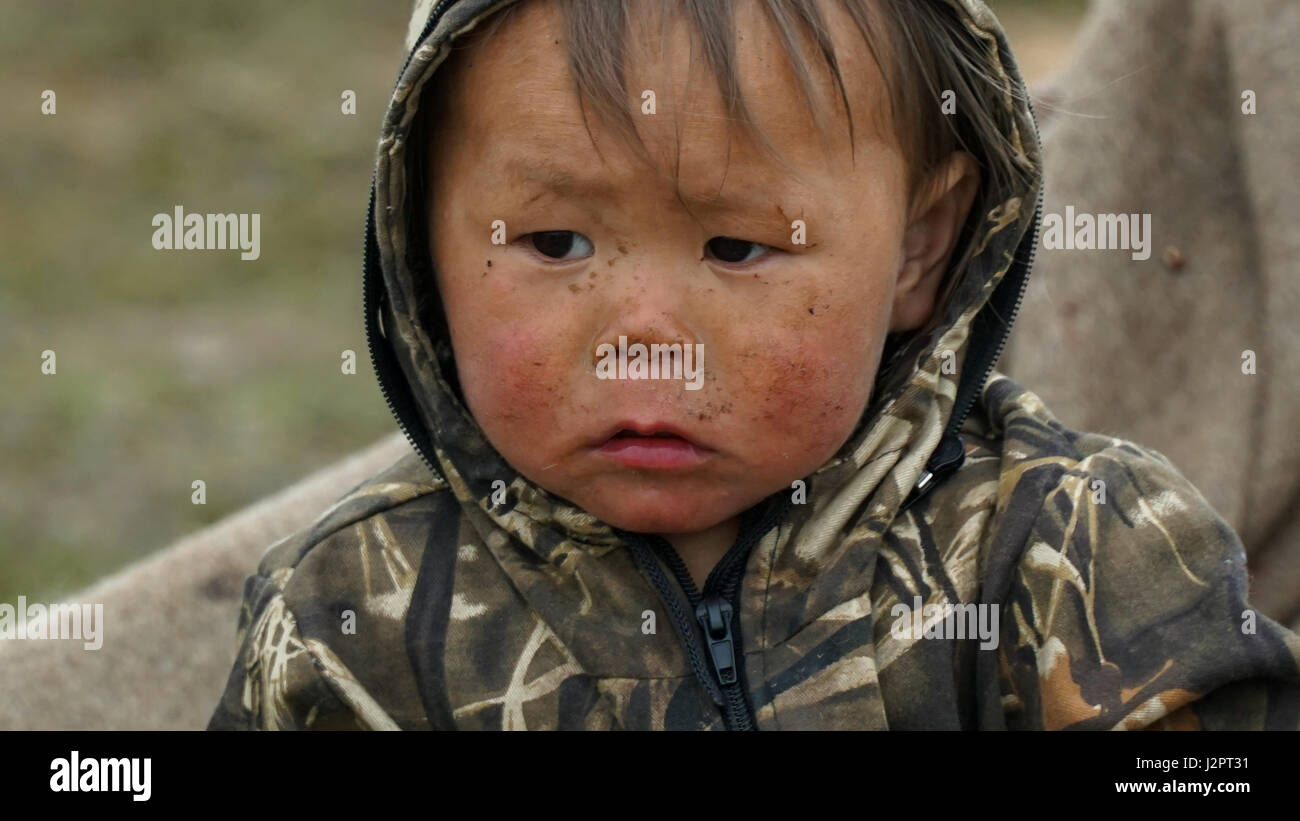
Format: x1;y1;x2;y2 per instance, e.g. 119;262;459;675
363;0;1043;560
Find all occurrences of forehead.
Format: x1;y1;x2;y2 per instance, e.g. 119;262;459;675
428;0;898;197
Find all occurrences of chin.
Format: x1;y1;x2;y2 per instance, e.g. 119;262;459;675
578;490;735;536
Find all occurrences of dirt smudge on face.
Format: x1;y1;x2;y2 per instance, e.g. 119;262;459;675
693;399;734;423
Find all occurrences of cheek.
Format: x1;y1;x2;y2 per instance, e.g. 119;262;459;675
436;257;570;428
748;341;870;446
455;321;566;428
732;298;887;456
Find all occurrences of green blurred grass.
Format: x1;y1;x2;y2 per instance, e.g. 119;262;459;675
0;0;1085;603
0;1;411;602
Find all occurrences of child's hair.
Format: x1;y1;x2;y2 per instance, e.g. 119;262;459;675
405;0;1035;380
555;0;1030;208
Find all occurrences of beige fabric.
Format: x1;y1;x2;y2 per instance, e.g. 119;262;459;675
1005;0;1300;629
0;434;412;730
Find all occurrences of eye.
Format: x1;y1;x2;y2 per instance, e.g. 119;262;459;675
525;231;594;261
706;236;771;264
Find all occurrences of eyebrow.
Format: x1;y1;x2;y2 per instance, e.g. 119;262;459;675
503;156;796;215
506;158;618;201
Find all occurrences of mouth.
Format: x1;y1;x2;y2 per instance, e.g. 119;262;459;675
596;420;703;445
592;422;712;470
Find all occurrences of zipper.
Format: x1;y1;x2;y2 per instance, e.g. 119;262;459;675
902;431;967;513
361;0;463;481
902;93;1045;511
618;494;790;731
364;185;442;480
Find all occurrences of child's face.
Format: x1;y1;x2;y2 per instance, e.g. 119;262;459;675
426;0;962;537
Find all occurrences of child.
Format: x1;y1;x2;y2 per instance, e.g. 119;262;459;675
208;0;1300;730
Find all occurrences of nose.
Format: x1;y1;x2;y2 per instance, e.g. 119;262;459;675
585;245;711;392
590;254;702;360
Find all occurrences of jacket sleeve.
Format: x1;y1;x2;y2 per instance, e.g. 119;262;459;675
991;442;1300;730
207;569;372;730
207;452;446;731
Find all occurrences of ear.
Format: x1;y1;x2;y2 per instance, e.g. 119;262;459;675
890;152;980;332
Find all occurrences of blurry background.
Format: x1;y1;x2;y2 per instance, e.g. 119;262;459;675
0;0;1085;604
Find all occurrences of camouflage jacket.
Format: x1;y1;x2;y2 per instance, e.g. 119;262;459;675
208;0;1300;730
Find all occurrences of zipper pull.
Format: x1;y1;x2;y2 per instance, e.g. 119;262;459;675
695;597;738;686
902;432;966;512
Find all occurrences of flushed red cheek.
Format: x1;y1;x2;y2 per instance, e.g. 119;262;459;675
459;326;567;430
735;338;872;457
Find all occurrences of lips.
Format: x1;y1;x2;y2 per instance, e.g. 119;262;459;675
593;422;712;470
610;421;695;440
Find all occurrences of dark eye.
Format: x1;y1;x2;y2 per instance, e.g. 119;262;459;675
706;236;770;264
527;231;593;261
